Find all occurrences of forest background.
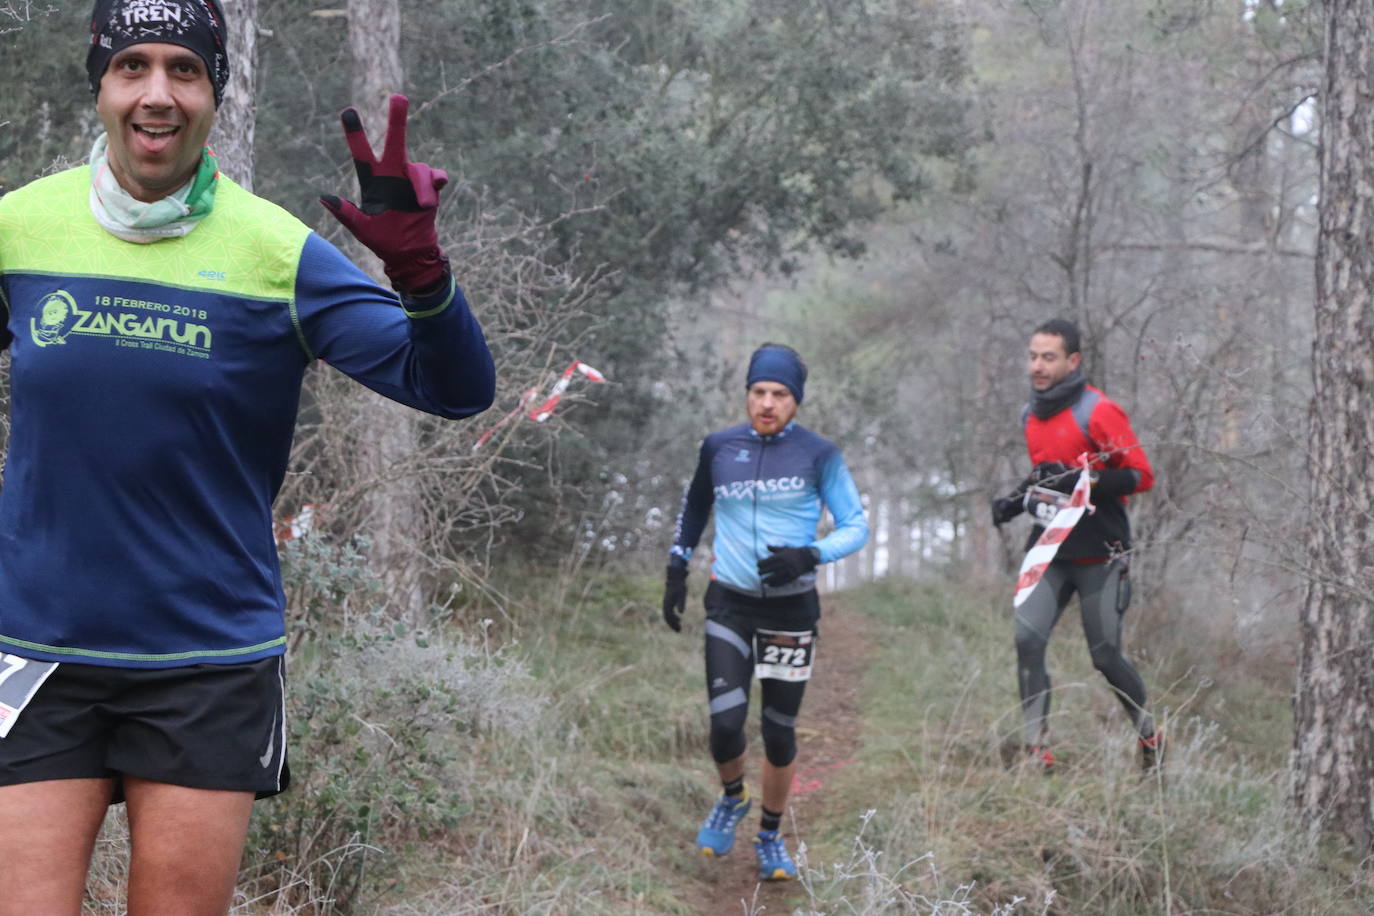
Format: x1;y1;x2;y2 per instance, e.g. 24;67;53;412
0;0;1355;913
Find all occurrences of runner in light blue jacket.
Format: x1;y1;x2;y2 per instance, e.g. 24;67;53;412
662;343;867;880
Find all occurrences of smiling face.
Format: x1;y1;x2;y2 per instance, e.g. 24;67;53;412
96;42;215;203
746;381;798;436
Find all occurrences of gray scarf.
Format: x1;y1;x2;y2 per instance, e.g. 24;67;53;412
1029;367;1086;420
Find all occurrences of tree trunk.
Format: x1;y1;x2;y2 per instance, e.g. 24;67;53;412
347;0;424;616
888;498;907;580
866;497;881;581
1293;0;1374;848
349;0;404;135
208;0;259;190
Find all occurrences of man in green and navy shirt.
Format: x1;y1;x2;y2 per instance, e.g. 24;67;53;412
0;2;493;912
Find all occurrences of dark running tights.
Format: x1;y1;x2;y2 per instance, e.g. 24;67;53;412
704;617;808;767
1013;559;1153;747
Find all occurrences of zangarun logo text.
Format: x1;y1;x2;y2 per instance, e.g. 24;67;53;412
31;291;213;358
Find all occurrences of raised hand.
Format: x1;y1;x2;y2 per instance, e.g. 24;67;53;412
320;94;451;296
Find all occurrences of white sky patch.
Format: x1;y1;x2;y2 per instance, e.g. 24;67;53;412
1291;97;1315;137
1242;0;1287;24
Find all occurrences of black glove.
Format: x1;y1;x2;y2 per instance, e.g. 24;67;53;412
662;565;688;632
1090;468;1140;498
1032;462;1077;494
991;495;1023;526
758;545;820;587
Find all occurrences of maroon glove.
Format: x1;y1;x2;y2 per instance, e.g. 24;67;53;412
320;94;450;296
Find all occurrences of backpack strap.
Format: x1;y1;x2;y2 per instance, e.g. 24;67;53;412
1023;388;1102;449
1070;388;1101;446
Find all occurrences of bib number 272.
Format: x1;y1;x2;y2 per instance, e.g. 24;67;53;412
754;630;816;682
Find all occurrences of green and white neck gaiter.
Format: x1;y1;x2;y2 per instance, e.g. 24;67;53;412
88;134;219;243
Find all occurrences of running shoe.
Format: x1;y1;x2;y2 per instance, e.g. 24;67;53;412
753;829;797;880
1025;744;1055;774
695;788;751;856
1140;731;1166;772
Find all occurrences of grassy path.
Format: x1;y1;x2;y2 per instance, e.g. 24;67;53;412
197;566;1374;913
662;578;1371;914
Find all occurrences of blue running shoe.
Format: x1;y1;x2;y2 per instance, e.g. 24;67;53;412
695;788;751;856
753;829;797;880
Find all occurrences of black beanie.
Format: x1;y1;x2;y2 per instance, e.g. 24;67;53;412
87;0;230;107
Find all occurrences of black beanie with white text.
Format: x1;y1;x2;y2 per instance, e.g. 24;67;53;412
86;0;229;107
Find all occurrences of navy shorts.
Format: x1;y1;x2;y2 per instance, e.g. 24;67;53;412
0;655;289;800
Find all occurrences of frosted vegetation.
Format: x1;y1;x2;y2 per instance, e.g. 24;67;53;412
2;0;1363;911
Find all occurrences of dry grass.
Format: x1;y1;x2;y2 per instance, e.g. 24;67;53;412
794;578;1373;915
78;569;1374;914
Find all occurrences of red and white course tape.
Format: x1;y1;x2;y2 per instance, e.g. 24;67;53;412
1013;457;1095;608
473;360;607;451
274;503;319;545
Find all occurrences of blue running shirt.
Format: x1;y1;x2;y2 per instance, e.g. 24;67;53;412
669;422;867;596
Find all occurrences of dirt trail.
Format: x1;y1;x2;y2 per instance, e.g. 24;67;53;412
690;597;870;916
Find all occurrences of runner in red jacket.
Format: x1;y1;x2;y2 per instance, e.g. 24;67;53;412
991;319;1162;772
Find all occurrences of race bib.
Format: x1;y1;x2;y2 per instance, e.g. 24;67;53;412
1023;485;1069;524
0;654;58;739
754;629;816;682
